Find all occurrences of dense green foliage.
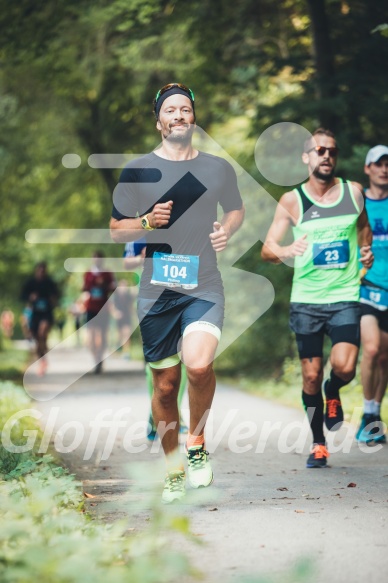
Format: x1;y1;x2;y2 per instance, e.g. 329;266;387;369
0;381;199;582
0;381;42;474
0;344;29;382
0;461;197;583
0;1;387;374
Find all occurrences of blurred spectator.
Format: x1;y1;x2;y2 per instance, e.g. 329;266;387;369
68;297;86;346
20;305;33;342
82;251;116;373
1;309;15;339
54;305;67;340
112;279;134;358
21;261;59;375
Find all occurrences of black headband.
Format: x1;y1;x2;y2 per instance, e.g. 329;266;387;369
154;87;195;119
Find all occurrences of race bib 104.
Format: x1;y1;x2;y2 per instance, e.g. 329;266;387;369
313;240;350;269
151;253;199;289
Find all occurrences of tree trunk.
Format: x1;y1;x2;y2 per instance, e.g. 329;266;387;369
77;101;118;197
307;0;339;132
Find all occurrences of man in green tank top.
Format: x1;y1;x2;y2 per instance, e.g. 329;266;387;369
262;128;374;468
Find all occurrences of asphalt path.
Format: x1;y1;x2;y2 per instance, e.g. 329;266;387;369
25;345;388;583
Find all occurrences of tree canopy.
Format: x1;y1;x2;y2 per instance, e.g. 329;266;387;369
0;0;386;373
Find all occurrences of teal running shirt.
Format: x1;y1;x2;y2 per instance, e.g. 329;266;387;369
363;193;388;290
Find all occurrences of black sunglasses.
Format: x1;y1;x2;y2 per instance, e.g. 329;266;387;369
307;146;339;157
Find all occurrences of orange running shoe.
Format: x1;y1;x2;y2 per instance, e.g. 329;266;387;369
323;379;344;431
306;443;329;468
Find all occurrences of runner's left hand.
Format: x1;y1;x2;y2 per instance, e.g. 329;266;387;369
359;245;374;269
209;222;228;252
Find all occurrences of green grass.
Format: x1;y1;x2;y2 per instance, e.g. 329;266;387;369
0;343;29;382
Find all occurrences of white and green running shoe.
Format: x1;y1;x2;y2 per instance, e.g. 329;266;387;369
161;470;186;504
187;445;213;488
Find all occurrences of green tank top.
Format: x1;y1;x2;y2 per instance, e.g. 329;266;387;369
290;179;360;304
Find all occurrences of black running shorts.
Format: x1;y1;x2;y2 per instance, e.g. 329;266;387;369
289;301;361;359
137;290;224;363
360;302;388;334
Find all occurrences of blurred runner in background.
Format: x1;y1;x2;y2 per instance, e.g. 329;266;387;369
82;251;116;374
21;261;60;375
0;309;15;339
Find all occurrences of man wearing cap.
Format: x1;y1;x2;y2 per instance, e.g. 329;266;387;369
356;145;388;443
110;83;244;502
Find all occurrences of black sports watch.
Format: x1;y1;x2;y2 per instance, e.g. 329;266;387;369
141;214;155;231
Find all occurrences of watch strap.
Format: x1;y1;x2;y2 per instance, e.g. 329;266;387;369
141;214;155;231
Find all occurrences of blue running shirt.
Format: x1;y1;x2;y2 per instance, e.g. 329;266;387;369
364;194;388;290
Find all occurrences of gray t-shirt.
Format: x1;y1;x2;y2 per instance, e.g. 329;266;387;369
112;151;242;298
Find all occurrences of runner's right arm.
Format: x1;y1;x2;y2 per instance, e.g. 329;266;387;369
261;191;308;264
351;181;374;269
110;201;173;243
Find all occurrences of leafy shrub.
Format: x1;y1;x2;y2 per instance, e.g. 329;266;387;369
0;455;198;583
0;380;199;583
0;381;43;475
